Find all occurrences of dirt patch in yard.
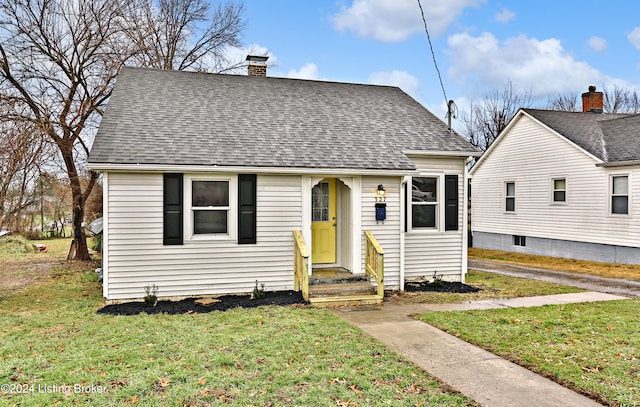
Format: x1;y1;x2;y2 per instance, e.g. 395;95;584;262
0;259;59;291
97;291;307;315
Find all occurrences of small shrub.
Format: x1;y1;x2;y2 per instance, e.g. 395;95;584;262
144;283;159;306
251;280;265;300
89;234;102;252
431;271;444;287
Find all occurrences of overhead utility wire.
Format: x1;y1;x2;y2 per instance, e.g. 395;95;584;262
416;0;457;129
416;0;447;103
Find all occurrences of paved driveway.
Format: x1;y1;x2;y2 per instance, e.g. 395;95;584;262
468;258;640;297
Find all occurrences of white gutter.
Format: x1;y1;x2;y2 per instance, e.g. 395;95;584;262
403;150;482;157
87;162;416;177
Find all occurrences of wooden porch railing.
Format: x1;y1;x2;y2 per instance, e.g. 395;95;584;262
364;230;384;298
293;230;309;302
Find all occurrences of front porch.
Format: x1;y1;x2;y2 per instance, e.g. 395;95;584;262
293;230;384;306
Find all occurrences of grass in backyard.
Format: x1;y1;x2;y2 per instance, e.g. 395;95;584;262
0;237;99;293
385;269;583;304
0;263;475;405
417;300;640;406
469;247;640;280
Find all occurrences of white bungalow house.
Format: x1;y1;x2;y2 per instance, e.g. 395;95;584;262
471;86;640;264
88;59;479;303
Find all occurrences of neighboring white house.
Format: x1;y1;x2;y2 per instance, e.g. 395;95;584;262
471;86;640;264
88;60;479;302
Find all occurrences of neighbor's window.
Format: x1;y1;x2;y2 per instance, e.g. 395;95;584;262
552;178;566;203
412;177;438;228
505;181;515;212
192;180;230;234
611;175;628;215
513;235;526;246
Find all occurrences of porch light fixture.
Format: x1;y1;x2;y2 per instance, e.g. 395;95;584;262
375;184;386;202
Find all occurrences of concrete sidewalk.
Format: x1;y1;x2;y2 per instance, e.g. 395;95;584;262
334;291;627;407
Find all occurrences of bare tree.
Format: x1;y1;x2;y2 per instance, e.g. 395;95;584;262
0;118;48;232
125;0;245;72
603;85;640;114
460;81;534;152
0;0;141;259
0;0;246;259
546;93;579;112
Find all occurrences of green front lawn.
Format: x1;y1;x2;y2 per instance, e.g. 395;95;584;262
386;269;583;304
418;300;640;406
0;266;474;406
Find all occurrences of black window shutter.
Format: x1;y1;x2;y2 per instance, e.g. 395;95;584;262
163;173;183;245
444;175;459;231
238;174;257;244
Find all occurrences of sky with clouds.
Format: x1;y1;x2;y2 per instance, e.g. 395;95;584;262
234;0;640;127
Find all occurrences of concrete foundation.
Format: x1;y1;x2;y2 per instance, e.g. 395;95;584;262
472;231;640;264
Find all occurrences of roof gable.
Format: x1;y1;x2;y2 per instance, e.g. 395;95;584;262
522;109;633;162
471;108;639;174
89;67;477;171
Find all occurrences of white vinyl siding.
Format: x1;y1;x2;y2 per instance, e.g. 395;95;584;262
361;176;401;288
472;114;640;248
404;157;467;282
104;172;302;300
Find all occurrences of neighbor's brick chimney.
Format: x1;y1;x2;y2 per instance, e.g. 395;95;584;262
246;55;268;77
582;85;604;113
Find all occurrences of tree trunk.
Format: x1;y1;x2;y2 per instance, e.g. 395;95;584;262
71;195;90;260
59;142;91;260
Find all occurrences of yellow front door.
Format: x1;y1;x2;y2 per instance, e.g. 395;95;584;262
311;179;336;264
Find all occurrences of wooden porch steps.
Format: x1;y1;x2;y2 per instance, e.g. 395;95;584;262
309;294;383;307
307;269;382;306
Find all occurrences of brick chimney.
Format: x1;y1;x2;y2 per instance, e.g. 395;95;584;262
581;85;603;113
246;55;268;77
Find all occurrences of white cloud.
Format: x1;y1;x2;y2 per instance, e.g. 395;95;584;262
447;32;607;96
587;36;607;53
287;63;321;80
368;70;420;97
628;27;640;50
495;8;515;23
331;0;484;42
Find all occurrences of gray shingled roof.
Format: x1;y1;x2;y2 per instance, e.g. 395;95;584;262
523;108;640;163
89;67;477;170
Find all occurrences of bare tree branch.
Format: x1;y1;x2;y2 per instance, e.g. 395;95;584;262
0;0;246;258
460;81;534;152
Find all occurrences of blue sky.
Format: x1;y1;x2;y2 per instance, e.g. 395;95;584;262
231;0;640;127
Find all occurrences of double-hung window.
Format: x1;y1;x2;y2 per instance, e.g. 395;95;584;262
611;175;629;215
552;178;566;203
505;181;515;212
411;177;438;228
192;180;230;234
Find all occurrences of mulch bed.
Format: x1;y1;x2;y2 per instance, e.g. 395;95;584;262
97;290;306;316
404;280;481;293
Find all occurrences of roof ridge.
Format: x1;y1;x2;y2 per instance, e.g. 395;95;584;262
120;65;402;90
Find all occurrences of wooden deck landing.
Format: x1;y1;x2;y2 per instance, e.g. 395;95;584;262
308;267;382;306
